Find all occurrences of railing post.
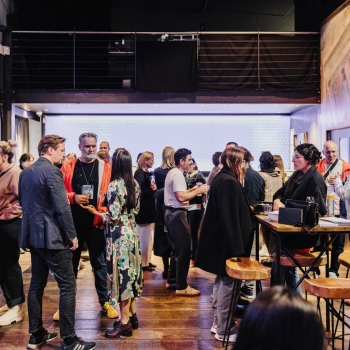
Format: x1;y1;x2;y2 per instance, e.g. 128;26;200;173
2;26;13;141
134;30;137;89
257;29;260;91
73;27;76;89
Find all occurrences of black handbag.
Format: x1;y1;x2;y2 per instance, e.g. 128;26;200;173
281;199;320;250
285;199;319;227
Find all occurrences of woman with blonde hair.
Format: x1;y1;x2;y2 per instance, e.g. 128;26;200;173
153;147;175;278
196;147;255;342
273;154;288;183
134;151;157;270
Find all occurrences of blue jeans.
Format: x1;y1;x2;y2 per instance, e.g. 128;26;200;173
0;218;25;307
72;228;108;305
28;248;76;338
164;208;191;290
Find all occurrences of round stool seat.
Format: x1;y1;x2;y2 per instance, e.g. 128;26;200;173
226;257;270;281
273;252;327;267
304;278;350;299
338;253;350;270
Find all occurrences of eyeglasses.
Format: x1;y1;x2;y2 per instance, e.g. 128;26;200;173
292;155;302;159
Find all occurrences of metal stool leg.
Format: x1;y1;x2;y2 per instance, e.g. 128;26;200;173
223;279;242;349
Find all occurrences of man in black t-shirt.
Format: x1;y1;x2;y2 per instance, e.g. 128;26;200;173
60;132;117;320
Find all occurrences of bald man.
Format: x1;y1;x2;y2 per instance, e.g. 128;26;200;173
316;140;350;277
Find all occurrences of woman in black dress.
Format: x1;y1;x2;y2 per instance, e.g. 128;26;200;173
153;146;175;278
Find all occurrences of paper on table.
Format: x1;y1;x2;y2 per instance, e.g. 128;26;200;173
318;220;338;227
320;217;350;225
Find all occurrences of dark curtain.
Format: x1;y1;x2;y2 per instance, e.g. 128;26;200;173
199;34;258;90
136;41;198;92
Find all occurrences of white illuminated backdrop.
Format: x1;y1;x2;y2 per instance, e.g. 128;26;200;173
45;115;290;171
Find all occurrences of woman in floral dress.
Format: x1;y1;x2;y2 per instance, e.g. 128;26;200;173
84;148;143;338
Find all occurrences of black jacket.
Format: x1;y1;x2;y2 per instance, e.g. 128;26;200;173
273;166;327;216
134;168;156;224
196;167;255;276
273;166;327;249
18;157;77;249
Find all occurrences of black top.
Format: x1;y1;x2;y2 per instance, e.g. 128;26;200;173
244;166;265;206
71;159;99;230
154;167;170;189
186;171;206;205
134;168;156;224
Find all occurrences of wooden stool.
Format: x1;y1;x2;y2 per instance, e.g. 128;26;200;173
339;253;350;277
224;257;270;348
273;252;327;292
304;278;350;350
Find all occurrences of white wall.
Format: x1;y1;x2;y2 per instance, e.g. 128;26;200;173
290;105;321;148
46;114;291;171
28;119;41;159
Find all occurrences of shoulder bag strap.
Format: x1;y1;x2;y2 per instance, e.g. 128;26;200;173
323;159;338;180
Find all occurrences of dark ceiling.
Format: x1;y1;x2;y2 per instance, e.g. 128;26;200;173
10;0;347;32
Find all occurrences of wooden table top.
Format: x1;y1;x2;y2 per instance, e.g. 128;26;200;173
255;214;350;234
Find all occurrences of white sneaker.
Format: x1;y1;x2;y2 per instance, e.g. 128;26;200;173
329;271;338;278
215;333;237;343
0;305;24;326
175;285;201;296
0;304;9;316
259;244;269;257
211;323;217;334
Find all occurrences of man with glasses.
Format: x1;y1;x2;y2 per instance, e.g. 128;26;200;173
60;132;118;319
316;140;350;277
164;148;209;296
19;134;95;350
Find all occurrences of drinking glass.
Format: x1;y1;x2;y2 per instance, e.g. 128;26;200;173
306;196;315;203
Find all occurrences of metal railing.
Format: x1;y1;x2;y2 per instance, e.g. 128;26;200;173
11;30;319;91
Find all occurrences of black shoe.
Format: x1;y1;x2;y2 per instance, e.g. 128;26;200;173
130;313;138;329
143;265;155;271
62;337;96;350
27;330;57;349
148;263;157;268
261;258;273;268
240;284;253;299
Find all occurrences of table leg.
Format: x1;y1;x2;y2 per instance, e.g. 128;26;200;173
275;231;282;285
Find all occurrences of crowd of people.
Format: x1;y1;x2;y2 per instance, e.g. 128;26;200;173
1;132;350;349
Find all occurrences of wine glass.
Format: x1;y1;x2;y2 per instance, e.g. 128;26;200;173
306;196;315;203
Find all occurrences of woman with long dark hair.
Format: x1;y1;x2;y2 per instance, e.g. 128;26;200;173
84;148;143;339
196;147;255;343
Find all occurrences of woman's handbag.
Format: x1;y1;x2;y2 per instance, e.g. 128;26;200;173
281;199;320;250
285;199;319;227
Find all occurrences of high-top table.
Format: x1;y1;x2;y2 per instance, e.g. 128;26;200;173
255;214;350;331
255;214;350;286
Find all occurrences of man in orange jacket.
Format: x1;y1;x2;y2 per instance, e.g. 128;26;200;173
60;132;117;319
316;140;350;277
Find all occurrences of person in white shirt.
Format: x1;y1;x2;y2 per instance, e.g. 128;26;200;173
164;148;209;296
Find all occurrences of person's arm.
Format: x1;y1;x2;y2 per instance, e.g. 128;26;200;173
48;168;77;243
175;185;209;202
334;176;350;201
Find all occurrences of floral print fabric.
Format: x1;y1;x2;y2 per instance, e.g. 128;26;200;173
104;178;143;303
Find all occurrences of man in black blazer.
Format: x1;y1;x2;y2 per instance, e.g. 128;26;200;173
19;135;96;350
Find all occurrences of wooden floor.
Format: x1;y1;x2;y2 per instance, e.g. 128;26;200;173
1;251;350;349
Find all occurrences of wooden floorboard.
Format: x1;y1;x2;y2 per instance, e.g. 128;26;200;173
1;250;350;349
